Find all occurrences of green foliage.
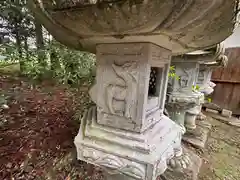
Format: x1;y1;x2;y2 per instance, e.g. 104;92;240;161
192;84;200;91
168;66;180;80
49;42;96;85
0;0;96;87
14;41;96;85
207;97;212;103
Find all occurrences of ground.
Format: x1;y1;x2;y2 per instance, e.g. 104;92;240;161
199;116;240;180
0;74;240;180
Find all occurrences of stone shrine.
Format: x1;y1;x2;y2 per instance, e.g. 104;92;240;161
27;0;239;179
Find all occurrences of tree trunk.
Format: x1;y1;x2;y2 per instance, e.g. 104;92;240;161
50;48;61;79
34;19;46;66
24;37;29;61
15;32;22;58
15;31;24;73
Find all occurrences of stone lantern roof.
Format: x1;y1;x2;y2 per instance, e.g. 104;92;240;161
28;0;239;55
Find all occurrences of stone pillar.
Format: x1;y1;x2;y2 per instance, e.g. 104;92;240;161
74;43;183;180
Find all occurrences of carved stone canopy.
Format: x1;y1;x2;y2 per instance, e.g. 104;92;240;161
175;43;228;65
28;0;239;55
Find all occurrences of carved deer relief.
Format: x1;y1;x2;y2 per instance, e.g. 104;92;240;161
179;68;193;89
106;61;138;119
89;60;139;120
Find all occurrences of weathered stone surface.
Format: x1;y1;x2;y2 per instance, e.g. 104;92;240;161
74;106;182;180
196;119;212;130
203;102;222;112
74;43;184;179
205;111;240;128
221;109;233;118
185;104;202;131
161;147;202;180
183;120;211;149
205;108;219;114
28;1;239;54
89;43;170;132
196;111;206;121
166;58;204;134
196;43;228;98
104;172;137;180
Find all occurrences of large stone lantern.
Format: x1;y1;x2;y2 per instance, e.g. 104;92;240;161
27;1;239;179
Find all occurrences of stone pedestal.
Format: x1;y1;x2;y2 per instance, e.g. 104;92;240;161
183;120;212;149
75;43;183;180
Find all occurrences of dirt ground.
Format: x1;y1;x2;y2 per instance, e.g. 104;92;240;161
1;74;240;180
199;116;240;180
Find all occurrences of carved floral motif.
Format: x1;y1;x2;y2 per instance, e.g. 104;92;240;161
81;147;146;179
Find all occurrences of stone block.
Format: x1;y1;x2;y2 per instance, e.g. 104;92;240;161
205;108;219;114
221;109;232;118
160;147;202;180
182;122;210;149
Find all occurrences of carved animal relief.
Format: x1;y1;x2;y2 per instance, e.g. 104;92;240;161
105;61;138;119
179;68;193;89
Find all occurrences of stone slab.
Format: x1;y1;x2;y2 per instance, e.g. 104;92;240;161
205;111;240;127
182;122;210;149
160;147;202;180
202;102;222;112
221;109;232;118
205;108;219;114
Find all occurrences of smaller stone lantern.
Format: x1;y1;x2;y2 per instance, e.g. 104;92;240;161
166;59;204;134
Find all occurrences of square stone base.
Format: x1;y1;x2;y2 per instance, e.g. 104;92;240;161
160;146;202;180
74;106;182;180
182;120;211;149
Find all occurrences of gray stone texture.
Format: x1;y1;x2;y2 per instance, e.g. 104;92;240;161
161;147;202;180
75;43;183;180
183;120;211;149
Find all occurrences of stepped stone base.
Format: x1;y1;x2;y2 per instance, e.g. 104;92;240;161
183;120;211;149
160;146;202;180
74;106;182;180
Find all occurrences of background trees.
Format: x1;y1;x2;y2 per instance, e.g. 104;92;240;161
0;0;95;85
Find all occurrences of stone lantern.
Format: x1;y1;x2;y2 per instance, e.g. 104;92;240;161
27;0;239;179
166;58;204;133
196;43;229;120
